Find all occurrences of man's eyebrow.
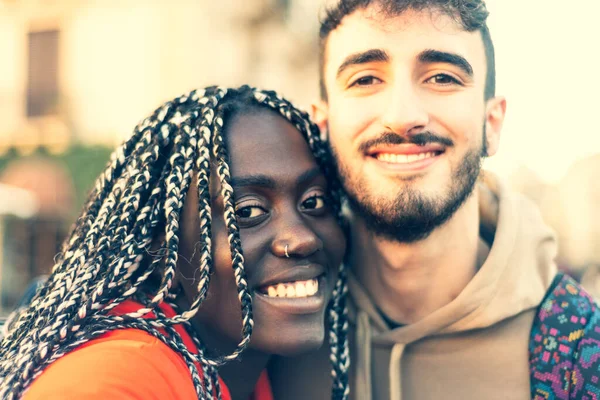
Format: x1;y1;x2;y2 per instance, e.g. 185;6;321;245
336;49;390;79
418;49;473;77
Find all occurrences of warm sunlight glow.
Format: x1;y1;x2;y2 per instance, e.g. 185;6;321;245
484;0;600;183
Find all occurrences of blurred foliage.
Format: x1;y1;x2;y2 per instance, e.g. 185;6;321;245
0;144;113;216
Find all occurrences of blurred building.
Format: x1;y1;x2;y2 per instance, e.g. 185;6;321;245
553;154;600;268
507;157;600;277
0;181;38;314
1;0;597;303
0;158;74;313
0;0;324;314
508;165;550;209
0;0;323;151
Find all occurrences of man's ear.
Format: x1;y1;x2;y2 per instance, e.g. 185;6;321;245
311;100;329;140
484;96;506;157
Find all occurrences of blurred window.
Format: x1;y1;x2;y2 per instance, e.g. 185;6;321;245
26;30;59;117
278;0;290;11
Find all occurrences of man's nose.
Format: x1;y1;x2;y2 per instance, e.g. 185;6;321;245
271;215;323;259
381;82;429;136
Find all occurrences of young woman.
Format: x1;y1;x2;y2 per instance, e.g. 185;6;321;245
0;86;349;400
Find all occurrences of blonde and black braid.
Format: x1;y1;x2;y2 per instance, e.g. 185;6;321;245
0;85;349;400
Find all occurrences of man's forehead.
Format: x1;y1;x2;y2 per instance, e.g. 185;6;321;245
324;7;482;68
350;6;447;33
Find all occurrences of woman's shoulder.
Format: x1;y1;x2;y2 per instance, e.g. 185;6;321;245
23;328;197;400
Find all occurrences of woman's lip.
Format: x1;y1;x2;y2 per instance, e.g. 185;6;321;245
255;263;326;289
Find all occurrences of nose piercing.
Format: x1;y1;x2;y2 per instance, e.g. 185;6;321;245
284;244;290;258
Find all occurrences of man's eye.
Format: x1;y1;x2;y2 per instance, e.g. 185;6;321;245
426;74;460;85
301;195;326;211
235;206;266;219
351;76;382;87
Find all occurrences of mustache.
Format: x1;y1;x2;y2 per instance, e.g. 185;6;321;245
359;132;454;153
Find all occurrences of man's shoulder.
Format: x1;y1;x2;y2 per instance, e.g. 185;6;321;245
529;273;600;399
534;272;599;326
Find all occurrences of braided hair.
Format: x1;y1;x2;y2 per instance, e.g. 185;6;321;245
0;86;350;400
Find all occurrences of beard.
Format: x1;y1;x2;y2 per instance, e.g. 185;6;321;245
331;130;487;243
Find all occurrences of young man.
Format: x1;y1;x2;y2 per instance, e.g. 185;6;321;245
269;1;600;399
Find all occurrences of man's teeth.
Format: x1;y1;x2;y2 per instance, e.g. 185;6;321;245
376;152;436;164
265;279;319;298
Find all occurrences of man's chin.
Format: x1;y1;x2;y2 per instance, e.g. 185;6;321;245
352;207;439;243
342;145;483;243
345;189;447;243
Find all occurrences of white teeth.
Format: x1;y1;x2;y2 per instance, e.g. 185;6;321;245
306;279;318;296
376;152;435;164
276;284;286;297
295;282;307;297
286;285;296;297
263;278;320;298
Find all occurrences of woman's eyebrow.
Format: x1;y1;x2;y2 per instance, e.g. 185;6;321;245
230;175;277;190
229;167;322;192
296;168;322;187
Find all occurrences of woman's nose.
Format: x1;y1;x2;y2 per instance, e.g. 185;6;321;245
271;217;323;259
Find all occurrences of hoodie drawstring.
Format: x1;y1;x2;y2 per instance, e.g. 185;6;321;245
356;310;406;400
389;343;405;400
356;311;373;400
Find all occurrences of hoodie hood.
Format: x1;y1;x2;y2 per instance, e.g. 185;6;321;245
349;171;558;345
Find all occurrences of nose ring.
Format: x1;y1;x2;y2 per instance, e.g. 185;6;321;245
284;244;290;258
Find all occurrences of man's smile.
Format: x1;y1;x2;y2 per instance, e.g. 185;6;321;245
365;143;447;172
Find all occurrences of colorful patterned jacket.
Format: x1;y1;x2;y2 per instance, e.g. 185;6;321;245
530;272;600;399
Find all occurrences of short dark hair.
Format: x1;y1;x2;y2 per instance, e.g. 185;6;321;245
318;0;495;100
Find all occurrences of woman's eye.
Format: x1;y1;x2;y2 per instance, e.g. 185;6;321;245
301;195;327;211
235;206;266;219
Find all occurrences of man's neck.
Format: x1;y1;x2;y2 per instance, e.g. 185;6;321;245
350;194;489;325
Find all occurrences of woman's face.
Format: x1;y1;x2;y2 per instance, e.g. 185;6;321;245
177;108;345;356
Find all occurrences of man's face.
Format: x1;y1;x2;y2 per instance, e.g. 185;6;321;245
317;7;505;242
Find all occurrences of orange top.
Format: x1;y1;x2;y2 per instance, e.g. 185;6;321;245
23;301;273;400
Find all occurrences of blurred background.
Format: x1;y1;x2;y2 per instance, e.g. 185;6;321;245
0;0;598;315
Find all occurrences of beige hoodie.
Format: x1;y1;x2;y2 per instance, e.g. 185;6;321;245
268;173;558;400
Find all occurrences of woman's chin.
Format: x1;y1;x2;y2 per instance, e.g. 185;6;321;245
249;300;329;356
274;336;326;357
251;327;326;357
